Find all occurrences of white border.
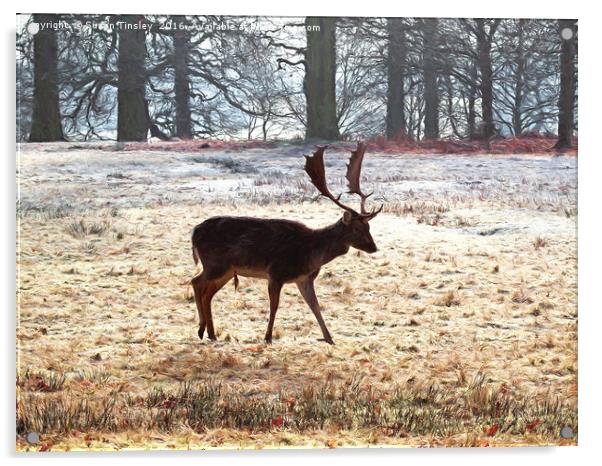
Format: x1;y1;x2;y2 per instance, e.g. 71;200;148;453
3;1;599;465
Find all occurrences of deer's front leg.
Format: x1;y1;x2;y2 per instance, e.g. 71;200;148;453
264;279;283;344
296;276;334;345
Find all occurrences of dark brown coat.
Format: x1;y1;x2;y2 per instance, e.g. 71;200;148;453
191;213;377;345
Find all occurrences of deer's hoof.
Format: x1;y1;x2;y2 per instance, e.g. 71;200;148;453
318;337;335;345
198;327;204;340
264;337;273;344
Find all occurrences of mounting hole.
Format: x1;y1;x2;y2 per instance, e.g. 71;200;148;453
560;426;574;439
27;23;40;35
26;432;40;445
561;27;574;40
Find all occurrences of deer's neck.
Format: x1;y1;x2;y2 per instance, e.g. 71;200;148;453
313;220;350;266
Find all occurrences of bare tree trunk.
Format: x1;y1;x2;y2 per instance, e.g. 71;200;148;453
512;19;526;136
475;20;496;139
416;101;424;140
29;14;64;142
554;19;576;149
422;18;439;139
386;18;406;139
467;63;477;138
262;113;270;141
173;16;192;139
117;15;148;142
304;17;339;140
445;76;460;138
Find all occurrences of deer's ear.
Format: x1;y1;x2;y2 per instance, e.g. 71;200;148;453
342;211;353;225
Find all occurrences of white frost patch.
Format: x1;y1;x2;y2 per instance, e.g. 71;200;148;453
17;142;576;239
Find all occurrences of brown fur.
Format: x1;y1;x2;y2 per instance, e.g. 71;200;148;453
191;213;378;344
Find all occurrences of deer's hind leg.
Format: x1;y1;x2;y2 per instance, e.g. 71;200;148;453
191;272;208;340
201;272;233;341
192;267;233;341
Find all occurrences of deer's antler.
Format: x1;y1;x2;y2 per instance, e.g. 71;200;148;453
346;142;383;218
304;146;357;214
305;143;382;219
346;142;372;214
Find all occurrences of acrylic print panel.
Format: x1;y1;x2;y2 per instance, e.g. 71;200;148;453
15;14;577;451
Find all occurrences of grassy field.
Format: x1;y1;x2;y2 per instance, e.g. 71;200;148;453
16;141;577;451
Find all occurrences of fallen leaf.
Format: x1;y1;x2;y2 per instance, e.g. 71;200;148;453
39;442;53;452
271;415;283;428
526;419;542;432
326;439;338;449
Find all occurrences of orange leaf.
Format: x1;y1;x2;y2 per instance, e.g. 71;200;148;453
484;424;499;437
526;419;541;432
271;415;284;428
326;439;338;449
84;433;94;448
161;398;176;409
280;396;296;409
39;442;53;452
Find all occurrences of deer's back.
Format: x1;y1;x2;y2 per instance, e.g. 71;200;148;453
192;216;317;280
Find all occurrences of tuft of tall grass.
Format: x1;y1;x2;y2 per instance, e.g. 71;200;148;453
512;288;534;304
383;201;450;218
17;373;576;441
202;156;258;174
17;393;119;435
435;290;461;307
18;369;66;392
17;201;74;220
74;368;112;385
66;219;111;238
533;236;548;250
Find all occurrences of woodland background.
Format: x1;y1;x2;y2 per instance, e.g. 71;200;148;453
17;15;577;149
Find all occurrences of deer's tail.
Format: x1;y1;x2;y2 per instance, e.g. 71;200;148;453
192;245;200;265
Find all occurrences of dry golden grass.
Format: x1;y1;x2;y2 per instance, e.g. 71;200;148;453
16;143;577;451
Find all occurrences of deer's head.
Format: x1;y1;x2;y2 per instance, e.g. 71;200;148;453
305;142;382;254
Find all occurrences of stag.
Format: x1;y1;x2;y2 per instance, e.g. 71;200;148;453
190;142;382;345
